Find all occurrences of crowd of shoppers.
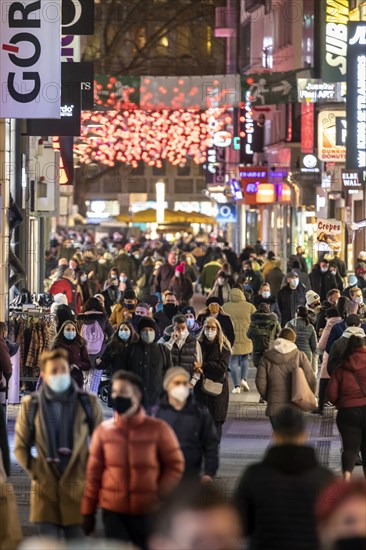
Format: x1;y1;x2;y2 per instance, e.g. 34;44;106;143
1;233;366;549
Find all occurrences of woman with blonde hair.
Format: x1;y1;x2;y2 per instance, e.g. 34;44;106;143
194;317;231;441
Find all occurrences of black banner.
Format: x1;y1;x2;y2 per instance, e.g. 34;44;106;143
346;22;366;170
62;0;94;35
62;62;94;110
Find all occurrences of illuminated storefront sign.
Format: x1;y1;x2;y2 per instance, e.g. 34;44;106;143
239;167;268;180
301;103;315;154
321;0;350;82
342;170;362;192
346;22;366;170
318;110;346;162
301;154;321;173
297;79;346;102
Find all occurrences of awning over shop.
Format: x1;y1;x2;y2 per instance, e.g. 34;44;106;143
116;209;215;225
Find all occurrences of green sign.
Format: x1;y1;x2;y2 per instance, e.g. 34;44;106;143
320;0;350;82
241;71;299;105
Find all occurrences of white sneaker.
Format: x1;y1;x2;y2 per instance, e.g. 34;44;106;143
240;379;250;392
232;387;241;394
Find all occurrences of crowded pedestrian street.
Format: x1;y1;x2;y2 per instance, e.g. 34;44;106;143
1;1;366;550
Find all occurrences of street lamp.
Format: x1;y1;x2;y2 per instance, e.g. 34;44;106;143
156;181;165;224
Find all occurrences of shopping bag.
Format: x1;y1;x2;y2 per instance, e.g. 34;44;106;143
291;366;317;412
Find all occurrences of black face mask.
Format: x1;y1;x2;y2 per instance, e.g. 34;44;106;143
111;396;132;415
164;304;178;318
335;538;366;550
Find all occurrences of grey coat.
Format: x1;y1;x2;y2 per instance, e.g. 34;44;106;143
256;338;316;417
285;318;317;362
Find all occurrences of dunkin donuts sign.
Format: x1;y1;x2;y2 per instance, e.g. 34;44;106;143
0;0;61;118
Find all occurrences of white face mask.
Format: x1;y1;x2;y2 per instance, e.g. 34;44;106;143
177;329;189;339
186;318;195;329
141;331;155;344
217;277;225;286
289;278;299;289
204;328;217;341
170;385;190;403
354;296;363;304
262;291;270;299
47;372;71;393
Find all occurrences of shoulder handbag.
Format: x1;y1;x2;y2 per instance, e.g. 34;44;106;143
202;377;223;396
291;364;317;412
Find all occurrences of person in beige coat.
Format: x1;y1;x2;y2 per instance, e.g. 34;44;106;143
14;348;103;540
223;286;256;393
256;327;316;427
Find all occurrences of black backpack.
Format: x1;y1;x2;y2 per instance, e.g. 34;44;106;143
26;392;95;469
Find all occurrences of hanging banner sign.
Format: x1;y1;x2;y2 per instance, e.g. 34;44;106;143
62;0;94;35
318;111;346;162
342;170;362;192
0;0;61;118
316;218;344;252
241;71;299;105
346;22;366;170
321;0;350;82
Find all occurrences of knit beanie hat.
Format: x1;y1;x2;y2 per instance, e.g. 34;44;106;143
53;293;68;306
175;262;185;274
306;290;320;306
206;296;223;307
163;367;190;390
181;306;196;317
137;316;157;332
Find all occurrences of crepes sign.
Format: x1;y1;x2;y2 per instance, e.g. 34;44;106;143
316;218;343;252
0;0;61;118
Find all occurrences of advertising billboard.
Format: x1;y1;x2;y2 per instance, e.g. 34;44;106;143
0;0;61;118
318;111;346;162
320;0;349;82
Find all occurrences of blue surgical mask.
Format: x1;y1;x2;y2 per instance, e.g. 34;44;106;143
47;372;71;393
186;318;195;329
262;291;270;299
64;330;76;340
118;329;131;341
141;331;155;344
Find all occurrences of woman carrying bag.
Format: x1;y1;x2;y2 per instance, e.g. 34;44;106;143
194;317;231;441
0;404;22;550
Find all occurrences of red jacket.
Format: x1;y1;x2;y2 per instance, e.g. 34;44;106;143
82;407;184;516
327;348;366;408
49;278;82;314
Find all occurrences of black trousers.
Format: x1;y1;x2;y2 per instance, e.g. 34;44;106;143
215;420;224;442
336;406;366;475
102;509;149;549
318;378;329;411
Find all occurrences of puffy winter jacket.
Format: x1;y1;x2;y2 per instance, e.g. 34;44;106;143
327;326;366;376
328;348;366;408
222;288;256;355
285;318;317;363
81;407;184;516
256;338;316;417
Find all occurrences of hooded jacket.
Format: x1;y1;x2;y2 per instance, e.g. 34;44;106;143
222;288;256;355
200;261;222;291
247;312;281;367
327;326;366;376
256;338;316;417
328;348;366;408
235;444;333;550
285;318;317;362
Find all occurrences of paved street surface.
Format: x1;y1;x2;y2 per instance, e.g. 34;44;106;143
6;377;346;538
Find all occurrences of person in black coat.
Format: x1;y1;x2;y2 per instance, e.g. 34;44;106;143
194;317;231;441
310;259;338;302
152;367;219;481
97;320;138;376
154;292;180;335
235;406;334;550
0;403;10;476
277;271;307;327
197;296;235;347
125;316;172;409
253;282;281;322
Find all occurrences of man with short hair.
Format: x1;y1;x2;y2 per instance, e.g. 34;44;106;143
235;406;334;550
14;348;102;540
310;259;337;302
154;292;179;334
277;271;307;327
82;370;184;548
315;288;341;335
154;251;177;294
162;314;201;378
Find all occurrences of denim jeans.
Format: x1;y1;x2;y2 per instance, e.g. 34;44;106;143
230;354;249;386
37;523;84;540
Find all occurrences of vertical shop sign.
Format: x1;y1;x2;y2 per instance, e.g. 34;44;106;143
301;103;315;154
0;0;61;118
346;22;366;170
321;0;350;82
316;218;344;252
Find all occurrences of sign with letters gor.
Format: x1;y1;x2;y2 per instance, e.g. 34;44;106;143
0;0;61;118
346;22;366;170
